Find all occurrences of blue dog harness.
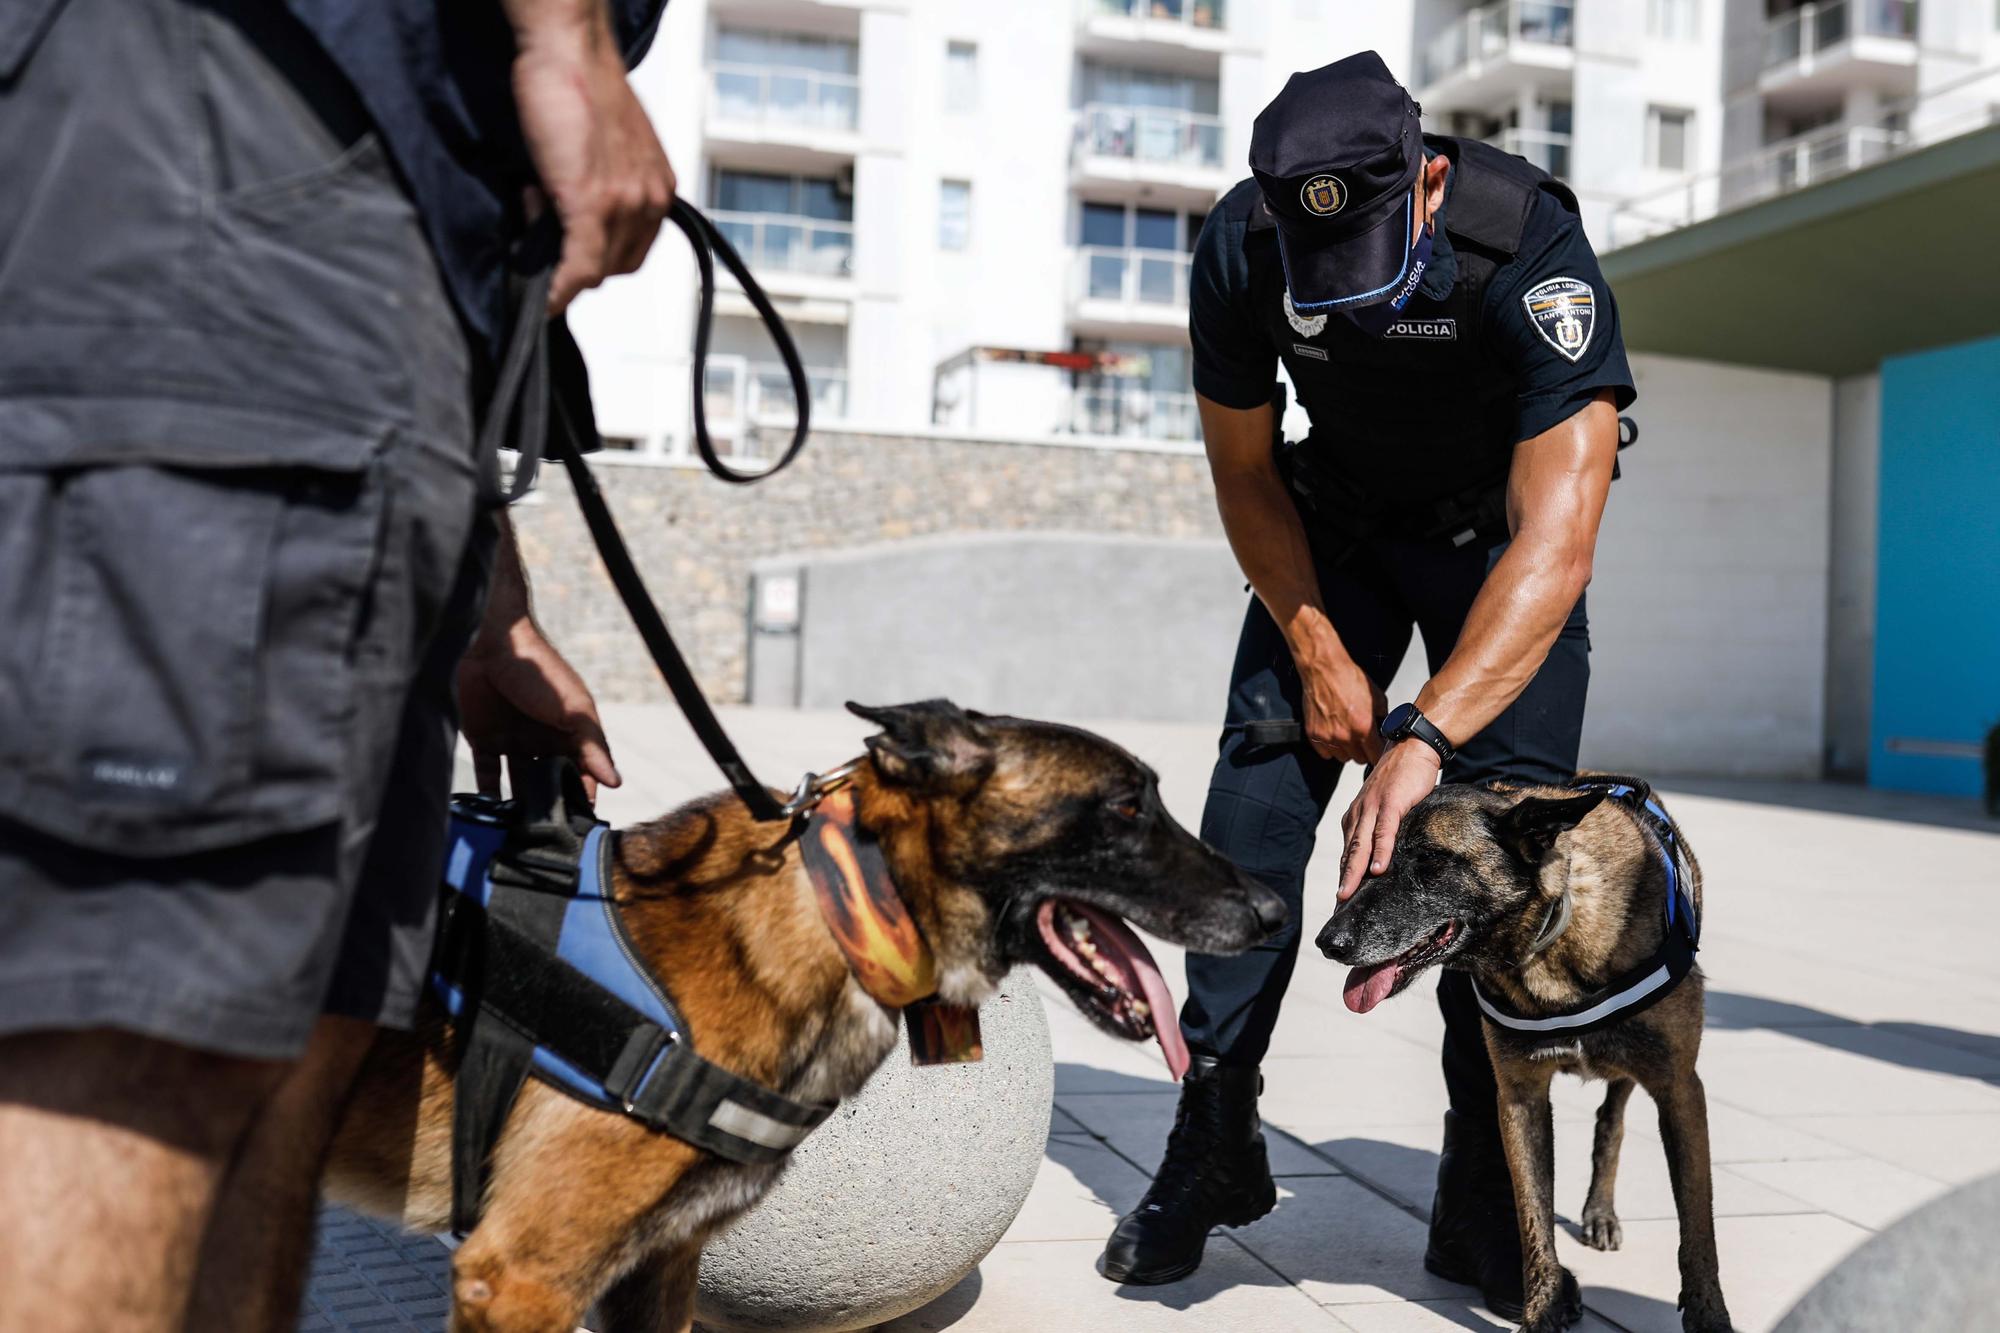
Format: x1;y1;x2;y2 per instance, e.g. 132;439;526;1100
429;762;834;1234
1471;777;1701;1037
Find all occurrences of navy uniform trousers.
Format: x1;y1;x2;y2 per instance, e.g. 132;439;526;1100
1179;530;1589;1130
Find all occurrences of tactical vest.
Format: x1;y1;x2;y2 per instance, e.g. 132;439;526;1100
1248;135;1580;525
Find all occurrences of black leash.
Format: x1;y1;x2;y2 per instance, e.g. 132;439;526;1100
477;199;815;822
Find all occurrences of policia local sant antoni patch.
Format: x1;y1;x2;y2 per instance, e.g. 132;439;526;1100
1099;52;1637;1318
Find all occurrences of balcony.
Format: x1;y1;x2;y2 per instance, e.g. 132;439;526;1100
708;210;854;296
1416;1;1576;119
1068;383;1199;442
1761;1;1918;105
1071;104;1228;202
1075;0;1228;68
699;357;847;467
1492;128;1571;180
1069;245;1191;335
706;63;860;166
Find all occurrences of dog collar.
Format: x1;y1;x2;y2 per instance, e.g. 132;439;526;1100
801;785;984;1064
1474;779;1700;1037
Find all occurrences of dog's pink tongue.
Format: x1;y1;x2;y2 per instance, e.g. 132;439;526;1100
1067;903;1191;1081
1344;960;1403;1014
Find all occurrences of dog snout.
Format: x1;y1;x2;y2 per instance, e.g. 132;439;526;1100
1247;882;1288;937
1315;910;1357;962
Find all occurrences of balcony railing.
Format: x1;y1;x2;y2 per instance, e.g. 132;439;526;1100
1420;0;1575;90
1073;245;1192;311
710;62;860;134
1074;103;1225;172
699;357;847;464
1609;123;1907;245
1493;128;1571;179
707;209;854;278
1069;384;1199;441
1084;0;1227;33
1765;1;1918;72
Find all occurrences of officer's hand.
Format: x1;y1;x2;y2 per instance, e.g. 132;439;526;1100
458;621;623;802
1338;740;1441;900
508;1;675;313
1298;648;1386;765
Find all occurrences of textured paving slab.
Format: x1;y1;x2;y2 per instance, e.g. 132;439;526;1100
299;1208;453;1333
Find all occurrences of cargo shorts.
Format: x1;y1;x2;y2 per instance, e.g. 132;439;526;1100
0;0;492;1059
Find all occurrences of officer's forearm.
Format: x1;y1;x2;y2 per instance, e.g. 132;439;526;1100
470;511;539;656
1419;396;1617;744
1198;397;1355;673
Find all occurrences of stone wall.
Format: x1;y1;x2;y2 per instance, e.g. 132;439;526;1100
507;428;1221;704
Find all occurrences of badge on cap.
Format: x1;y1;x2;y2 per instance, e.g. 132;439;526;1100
1299;174;1346;218
1521;277;1595;363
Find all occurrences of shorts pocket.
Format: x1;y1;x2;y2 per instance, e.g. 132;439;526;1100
0;434;389;855
0;0;68;81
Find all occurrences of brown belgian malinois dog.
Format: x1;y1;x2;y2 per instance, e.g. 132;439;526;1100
321;700;1284;1333
1315;779;1731;1333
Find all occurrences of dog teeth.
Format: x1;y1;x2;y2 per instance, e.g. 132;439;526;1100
1130;999;1151;1019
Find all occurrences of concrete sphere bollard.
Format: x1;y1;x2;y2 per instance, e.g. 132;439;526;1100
693;971;1053;1332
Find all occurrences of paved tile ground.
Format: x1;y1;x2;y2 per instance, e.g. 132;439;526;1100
309;703;2000;1332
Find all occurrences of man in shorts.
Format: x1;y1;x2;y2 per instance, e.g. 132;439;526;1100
0;1;674;1328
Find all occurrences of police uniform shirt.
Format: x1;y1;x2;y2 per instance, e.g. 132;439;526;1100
1190;137;1637;507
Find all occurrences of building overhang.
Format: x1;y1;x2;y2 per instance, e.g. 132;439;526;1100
1601;124;2000;377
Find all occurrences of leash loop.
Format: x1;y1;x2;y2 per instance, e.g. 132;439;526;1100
778;758;867;821
477;200;819;820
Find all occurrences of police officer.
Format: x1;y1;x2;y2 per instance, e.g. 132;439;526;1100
1099;53;1635;1316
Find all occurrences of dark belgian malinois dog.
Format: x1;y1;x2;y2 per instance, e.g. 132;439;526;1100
1316;779;1731;1333
321;700;1283;1333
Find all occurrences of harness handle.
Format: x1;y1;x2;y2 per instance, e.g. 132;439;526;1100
476;200;817;821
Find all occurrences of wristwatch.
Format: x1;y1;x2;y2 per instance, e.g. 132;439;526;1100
1380;703;1455;763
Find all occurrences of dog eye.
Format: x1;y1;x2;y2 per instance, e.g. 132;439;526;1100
1109;797;1142;822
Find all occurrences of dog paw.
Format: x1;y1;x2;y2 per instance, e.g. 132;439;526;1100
1517;1269;1584;1333
1679;1292;1734;1333
1578;1210;1622;1251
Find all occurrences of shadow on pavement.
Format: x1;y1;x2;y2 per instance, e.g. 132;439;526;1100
1661;776;1997;835
1051;1064;1694;1330
1709;991;2000;1083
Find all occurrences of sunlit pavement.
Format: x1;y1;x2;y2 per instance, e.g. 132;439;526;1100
305;703;2000;1332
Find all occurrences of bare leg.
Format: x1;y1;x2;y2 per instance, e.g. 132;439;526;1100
0;1029;283;1333
1494;1061;1581;1333
594;1240;705;1333
1649;1070;1732;1333
1579;1077;1634;1251
185;1016;380;1332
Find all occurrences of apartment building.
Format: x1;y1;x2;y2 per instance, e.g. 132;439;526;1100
569;0;1997;459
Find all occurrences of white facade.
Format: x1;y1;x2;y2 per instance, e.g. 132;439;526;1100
570;0;1999;457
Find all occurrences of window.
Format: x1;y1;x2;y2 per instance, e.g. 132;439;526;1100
709;169;853;275
1646;0;1699;42
1648;106;1693;173
712;29;860;131
944;41;977;113
1075;204;1203;305
939;180;971;250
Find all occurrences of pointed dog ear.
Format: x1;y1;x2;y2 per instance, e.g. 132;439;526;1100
845;700;995;792
1497;788;1607;865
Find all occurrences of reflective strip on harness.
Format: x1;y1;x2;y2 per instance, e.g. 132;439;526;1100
1472;778;1701;1037
710;1099;819;1151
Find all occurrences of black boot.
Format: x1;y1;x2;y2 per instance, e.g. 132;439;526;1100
1424;1109;1526;1319
1099;1056;1277;1285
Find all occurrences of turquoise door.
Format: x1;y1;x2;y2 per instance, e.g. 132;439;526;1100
1872;334;2000;795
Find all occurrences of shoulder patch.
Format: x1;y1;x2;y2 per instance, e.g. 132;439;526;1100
1520;276;1595;363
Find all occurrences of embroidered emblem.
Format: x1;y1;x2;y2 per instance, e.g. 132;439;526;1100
1383;318;1457;340
1521;277;1595;363
1283;289;1327;337
1299;174;1346;217
1292;344;1329;361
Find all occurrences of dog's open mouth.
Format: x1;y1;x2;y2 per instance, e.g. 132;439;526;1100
1343;919;1460;1014
1033;898;1189;1081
